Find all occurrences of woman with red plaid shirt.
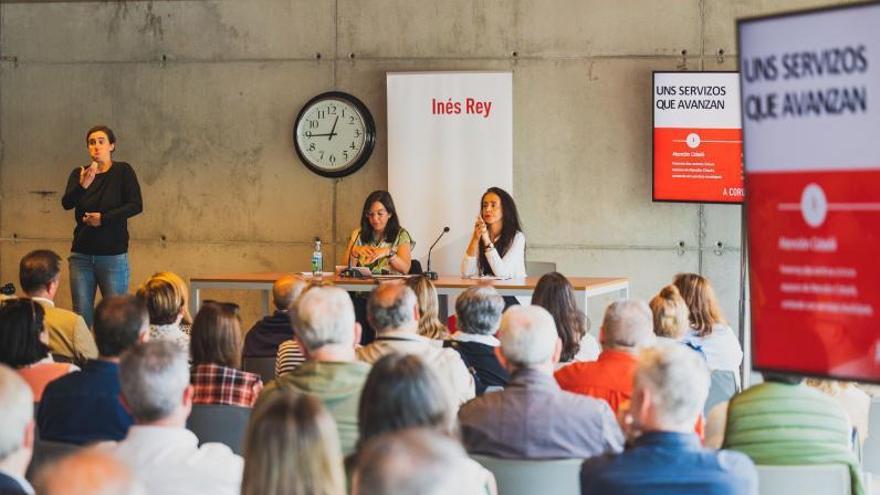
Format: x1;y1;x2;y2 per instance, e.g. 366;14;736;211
190;301;263;407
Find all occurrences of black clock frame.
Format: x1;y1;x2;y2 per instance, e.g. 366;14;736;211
293;91;376;178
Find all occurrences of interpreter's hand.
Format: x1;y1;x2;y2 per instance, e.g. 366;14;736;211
80;161;98;189
363;247;390;265
82;212;102;227
472;215;487;242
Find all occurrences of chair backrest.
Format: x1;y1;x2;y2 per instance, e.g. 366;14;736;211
471;455;582;495
756;464;850;495
409;259;423;275
242;356;277;383
705;370;738;416
186;404;252;455
25;439;81;481
525;261;557;277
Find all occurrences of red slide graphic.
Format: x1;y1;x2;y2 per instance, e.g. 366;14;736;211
653;127;743;203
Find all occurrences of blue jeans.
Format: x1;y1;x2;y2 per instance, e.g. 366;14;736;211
68;252;130;328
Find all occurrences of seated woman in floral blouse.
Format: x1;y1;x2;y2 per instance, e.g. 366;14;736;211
190;301;262;407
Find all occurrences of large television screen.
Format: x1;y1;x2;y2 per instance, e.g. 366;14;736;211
739;3;880;382
653;71;743;204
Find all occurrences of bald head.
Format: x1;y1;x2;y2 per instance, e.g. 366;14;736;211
367;283;418;334
273;275;306;311
35;448;146;495
601;300;655;352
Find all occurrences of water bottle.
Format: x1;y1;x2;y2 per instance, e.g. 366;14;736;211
311;239;323;279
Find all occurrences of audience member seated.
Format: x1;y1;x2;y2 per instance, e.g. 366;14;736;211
262;286;370;456
34;448;146;495
581;345;758;495
242;275;305;358
720;373;863;495
38;296;148;444
406;276;449;340
533;272;600;367
353;429;494;495
242;388;345;495
190;301;262;407
274;337;308;377
357;283;474;405
673;273;742;378
443;286;509;394
806;378;871;449
19;250;97;366
136;274;189;353
0;365;35;495
459;305;623;459
0;298;78;401
110;341;242;495
649;285;703;356
150;271;193;334
555;300;655;412
355;354;495;492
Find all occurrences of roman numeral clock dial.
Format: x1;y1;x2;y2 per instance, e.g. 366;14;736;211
294;91;376;178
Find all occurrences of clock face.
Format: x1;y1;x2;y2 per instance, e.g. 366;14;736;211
293;92;376;178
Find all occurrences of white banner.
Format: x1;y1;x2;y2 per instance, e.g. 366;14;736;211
387;72;513;275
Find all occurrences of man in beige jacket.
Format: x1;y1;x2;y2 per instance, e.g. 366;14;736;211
357;283;475;405
20;250;97;364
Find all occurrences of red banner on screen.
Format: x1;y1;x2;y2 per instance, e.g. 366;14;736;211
653;127;743;203
749;169;880;378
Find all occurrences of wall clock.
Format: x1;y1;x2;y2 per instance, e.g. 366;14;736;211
293;91;376;178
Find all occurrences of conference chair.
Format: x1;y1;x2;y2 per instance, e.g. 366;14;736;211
525;261;556;277
186;404;251;455
861;397;880;475
756;464;850;495
705;369;739;416
25;439;80;481
242;356;276;383
471;455;581;495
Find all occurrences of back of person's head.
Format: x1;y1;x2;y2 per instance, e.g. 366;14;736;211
190;301;243;368
273;275;307;311
0;298;49;368
19;250;62;295
93;295;148;358
243;389;344;495
367;283;417;334
358;354;454;449
353;428;480;495
455;286;504;336
600;300;655;352
119;341;189;423
137;276;184;326
532;272;588;362
34;448;146;495
293;286;357;352
406;276;447;340
635;344;709;431
150;271;192;325
673;273;725;337
498;305;559;369
649;285;690;340
0;364;33;463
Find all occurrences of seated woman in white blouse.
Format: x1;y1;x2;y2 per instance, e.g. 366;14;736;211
674;273;743;381
461;187;526;279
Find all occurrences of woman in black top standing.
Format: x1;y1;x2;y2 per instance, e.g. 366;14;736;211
61;125;142;328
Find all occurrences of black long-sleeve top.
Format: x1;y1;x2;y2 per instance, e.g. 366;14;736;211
61;161;143;255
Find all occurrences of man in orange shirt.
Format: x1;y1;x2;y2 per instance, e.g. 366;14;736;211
555;300;655;412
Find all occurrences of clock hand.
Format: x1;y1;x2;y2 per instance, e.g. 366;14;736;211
308;132;334;137
328;116;339;141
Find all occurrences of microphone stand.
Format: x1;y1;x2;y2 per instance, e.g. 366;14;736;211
425;226;450;280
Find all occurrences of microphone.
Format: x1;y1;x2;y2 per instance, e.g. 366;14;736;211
425;226;450;280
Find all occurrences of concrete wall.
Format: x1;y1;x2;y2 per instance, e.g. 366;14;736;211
0;0;856;332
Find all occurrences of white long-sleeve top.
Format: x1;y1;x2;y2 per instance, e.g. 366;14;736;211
460;231;527;278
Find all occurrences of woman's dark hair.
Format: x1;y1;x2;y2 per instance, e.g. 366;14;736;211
190;301;243;369
0;298;49;368
532;272;588;362
359;190;401;244
357;354;454;450
86;124;116;145
478;187;524;275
